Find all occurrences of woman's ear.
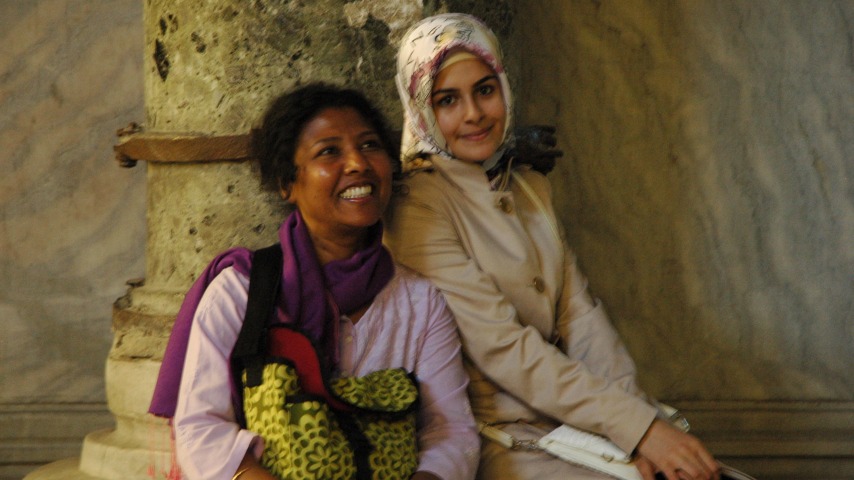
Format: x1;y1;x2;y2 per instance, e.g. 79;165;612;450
278;178;292;202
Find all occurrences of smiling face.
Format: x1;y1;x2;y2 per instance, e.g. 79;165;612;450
431;57;507;163
285;106;393;246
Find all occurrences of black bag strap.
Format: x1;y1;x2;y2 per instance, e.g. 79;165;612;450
231;243;282;388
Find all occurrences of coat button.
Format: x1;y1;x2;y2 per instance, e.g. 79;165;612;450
532;276;545;292
497;197;513;213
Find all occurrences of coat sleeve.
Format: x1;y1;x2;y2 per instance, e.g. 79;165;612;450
555;246;648;399
531;171;650;401
384;178;657;454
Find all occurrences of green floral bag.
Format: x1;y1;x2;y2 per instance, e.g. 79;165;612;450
231;245;420;480
241;340;419;479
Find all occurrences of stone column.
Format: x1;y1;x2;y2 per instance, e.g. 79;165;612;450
25;1;513;478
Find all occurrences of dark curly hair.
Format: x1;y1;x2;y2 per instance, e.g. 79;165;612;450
252;83;398;195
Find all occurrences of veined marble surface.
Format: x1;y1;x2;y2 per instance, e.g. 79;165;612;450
2;1;852;477
514;0;853;400
0;0;146;404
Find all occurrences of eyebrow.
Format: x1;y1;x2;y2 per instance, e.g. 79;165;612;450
431;74;498;97
310;130;378;148
310;136;340;148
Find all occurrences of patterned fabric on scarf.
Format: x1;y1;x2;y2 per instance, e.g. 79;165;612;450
395;13;514;171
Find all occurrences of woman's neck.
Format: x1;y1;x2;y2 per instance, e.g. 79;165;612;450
308;228;372;324
308;229;366;265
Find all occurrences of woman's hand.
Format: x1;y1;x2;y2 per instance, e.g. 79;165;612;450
634;455;659;480
410;471;442;480
233;452;278;480
636;419;720;480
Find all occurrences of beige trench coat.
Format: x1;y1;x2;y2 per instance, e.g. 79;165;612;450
384;155;658;476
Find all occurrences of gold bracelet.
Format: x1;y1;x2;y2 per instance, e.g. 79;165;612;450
232;467;251;480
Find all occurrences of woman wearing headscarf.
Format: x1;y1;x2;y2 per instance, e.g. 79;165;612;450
385;13;719;480
150;83;479;480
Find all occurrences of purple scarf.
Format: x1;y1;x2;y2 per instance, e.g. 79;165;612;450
148;210;394;418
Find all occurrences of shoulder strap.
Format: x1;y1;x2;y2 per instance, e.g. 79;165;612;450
511;171;562;245
231;243;282;388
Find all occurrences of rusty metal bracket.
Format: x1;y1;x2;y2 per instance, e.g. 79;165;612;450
114;122;253;168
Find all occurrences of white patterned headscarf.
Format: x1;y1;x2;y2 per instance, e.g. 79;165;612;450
395;13;514;171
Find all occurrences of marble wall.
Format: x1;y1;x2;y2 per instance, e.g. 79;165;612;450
0;1;145;478
513;0;852;475
3;0;852;478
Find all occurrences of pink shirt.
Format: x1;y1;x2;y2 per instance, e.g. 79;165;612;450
174;265;479;480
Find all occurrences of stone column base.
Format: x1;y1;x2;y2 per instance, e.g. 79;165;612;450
25;357;174;480
23;458;99;480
